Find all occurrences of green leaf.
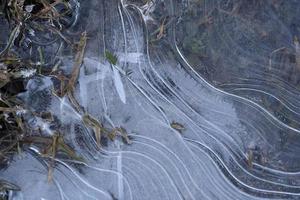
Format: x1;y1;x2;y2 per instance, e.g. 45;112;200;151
105;50;118;65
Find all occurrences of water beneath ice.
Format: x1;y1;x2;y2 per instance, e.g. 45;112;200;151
2;0;300;199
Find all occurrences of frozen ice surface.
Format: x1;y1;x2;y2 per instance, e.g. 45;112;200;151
2;0;300;199
112;67;127;104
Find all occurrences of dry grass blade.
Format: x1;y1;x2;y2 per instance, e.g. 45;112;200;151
49;26;71;44
156;17;166;40
0;138;18;155
0;106;20;112
34;0;65;19
61;31;87;112
21;136;52;145
56;136;84;162
47;134;58;182
66;91;81;112
66;31;87;93
22;134;84;181
0;23;21;57
0;179;21;191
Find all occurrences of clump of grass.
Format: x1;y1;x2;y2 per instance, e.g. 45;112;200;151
82;114;132;149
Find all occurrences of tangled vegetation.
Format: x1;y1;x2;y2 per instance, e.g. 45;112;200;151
0;1;131;198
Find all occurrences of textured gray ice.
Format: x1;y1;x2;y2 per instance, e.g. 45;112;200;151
2;0;300;200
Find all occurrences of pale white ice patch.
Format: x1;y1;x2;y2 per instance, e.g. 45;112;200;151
113;67;126;104
13;69;36;78
118;52;143;64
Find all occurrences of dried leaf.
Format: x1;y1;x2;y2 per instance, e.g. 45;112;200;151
247;150;253;168
170;121;185;133
82;114;103;148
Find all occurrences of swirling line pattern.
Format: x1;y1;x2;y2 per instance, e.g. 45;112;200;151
2;0;300;199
